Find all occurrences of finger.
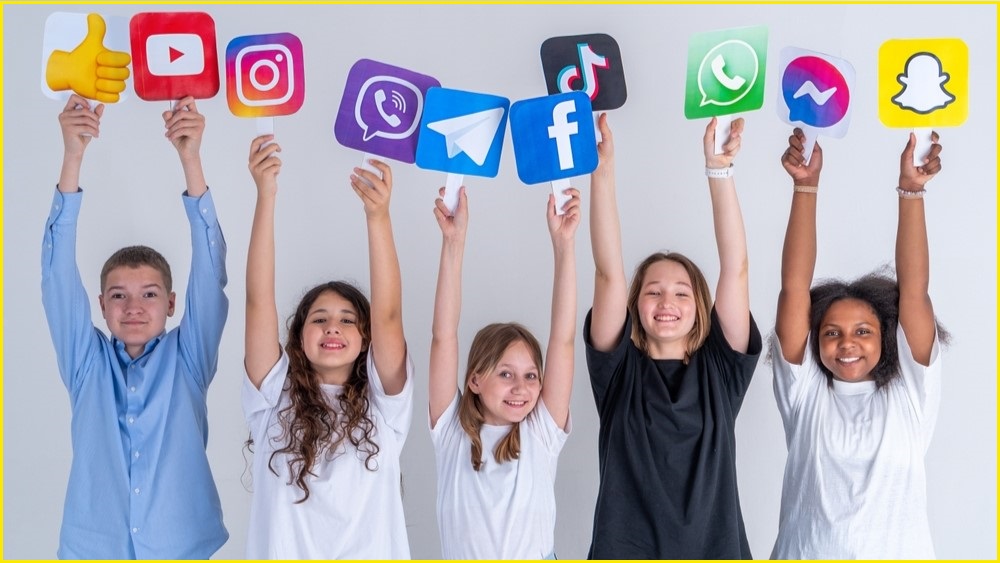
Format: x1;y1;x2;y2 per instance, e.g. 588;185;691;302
438;186;446;198
95;78;126;94
83;13;107;49
93;103;105;119
96;50;131;68
63;94;87;112
924;142;943;162
930;130;940;143
96;66;130;81
730;117;745;136
352;166;384;189
93;91;120;103
367;159;392;187
177;97;198;113
788;133;803;152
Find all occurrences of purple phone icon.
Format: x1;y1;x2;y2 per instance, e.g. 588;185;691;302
334;59;441;163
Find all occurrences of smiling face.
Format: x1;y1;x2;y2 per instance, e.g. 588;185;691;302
469;340;542;425
817;298;882;383
301;290;364;384
636;259;698;359
99;265;176;359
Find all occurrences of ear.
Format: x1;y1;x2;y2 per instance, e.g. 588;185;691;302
167;291;176;317
98;293;107;317
468;374;482;394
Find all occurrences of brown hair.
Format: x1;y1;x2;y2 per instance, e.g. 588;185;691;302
101;245;172;292
458;323;543;471
626;252;712;363
270;282;380;503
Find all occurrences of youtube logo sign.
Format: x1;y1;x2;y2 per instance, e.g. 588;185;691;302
130;12;219;100
146;34;204;76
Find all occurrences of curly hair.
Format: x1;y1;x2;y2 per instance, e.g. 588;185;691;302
270;281;380;503
458;323;544;471
626;252;713;363
809;268;950;389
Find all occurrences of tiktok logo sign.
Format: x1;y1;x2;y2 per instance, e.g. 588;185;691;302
510;91;597;185
541;33;627;111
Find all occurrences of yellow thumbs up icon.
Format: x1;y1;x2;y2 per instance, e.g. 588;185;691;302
46;13;131;103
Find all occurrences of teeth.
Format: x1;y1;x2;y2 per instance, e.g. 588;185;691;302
838;357;860;364
654;315;679;322
505;401;527;407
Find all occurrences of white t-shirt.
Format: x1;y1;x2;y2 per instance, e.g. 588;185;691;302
771;323;941;559
430;393;570;559
242;348;413;559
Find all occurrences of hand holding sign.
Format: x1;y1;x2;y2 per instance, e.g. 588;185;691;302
46;13;131;103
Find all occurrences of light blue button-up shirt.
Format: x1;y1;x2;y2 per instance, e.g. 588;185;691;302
41;188;229;559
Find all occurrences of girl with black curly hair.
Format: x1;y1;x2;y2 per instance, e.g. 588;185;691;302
242;135;412;559
771;128;948;559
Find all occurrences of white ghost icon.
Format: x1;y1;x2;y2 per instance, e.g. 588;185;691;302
892;52;955;114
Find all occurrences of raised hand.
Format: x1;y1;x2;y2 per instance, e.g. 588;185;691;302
781;127;823;187
705;116;744;169
350;159;394;218
899;132;942;191
249;135;282;198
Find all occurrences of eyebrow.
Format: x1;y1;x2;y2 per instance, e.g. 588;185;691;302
643;280;692;289
308;308;357;316
105;283;163;292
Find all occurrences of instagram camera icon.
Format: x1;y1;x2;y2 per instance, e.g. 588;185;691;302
226;32;304;117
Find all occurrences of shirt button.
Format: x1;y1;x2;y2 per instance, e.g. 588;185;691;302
132;528;139;533
201;208;208;214
130;386;137;392
128;417;135;424
134;451;140;459
134;488;140;495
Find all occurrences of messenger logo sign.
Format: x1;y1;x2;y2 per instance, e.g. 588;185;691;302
776;47;855;138
510;91;597;185
334;59;440;163
685;26;768;119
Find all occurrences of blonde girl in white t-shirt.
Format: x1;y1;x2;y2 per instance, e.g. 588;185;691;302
428;186;580;559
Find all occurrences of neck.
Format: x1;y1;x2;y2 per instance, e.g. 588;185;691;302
646;338;687;360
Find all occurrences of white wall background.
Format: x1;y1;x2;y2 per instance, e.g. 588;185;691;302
4;3;996;559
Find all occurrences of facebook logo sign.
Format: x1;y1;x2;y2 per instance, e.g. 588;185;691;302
510;91;597;184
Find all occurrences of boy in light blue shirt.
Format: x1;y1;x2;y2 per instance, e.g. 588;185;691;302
42;94;229;558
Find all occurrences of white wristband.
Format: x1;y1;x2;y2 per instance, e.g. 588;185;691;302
705;164;734;178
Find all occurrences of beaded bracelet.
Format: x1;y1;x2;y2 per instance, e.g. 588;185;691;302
896;186;927;199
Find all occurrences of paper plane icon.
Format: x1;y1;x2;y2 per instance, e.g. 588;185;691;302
427;107;505;166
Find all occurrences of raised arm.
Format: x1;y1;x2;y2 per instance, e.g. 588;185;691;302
58;94;103;192
896;132;941;366
166;98;228;384
350;160;407;395
162;96;207;197
589;113;629;352
429;187;469;427
244;136;284;388
705;117;750;352
540;188;581;430
775;128;824;364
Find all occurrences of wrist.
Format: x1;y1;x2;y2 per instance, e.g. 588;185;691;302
898;178;924;191
896;186;926;199
705;164;734;178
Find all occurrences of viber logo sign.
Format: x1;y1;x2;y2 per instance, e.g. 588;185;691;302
226;32;305;117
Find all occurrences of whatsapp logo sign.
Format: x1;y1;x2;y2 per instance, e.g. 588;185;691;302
685;26;768;119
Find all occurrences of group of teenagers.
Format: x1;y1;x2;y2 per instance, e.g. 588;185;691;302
47;92;947;560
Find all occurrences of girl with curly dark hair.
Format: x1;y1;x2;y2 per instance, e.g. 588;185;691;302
242;136;412;559
771;129;948;559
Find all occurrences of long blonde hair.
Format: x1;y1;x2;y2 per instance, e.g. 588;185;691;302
626;252;712;363
458;323;544;471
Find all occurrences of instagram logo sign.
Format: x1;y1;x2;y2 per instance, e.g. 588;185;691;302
226;32;304;117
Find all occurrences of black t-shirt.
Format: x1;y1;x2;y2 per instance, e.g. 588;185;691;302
585;307;762;559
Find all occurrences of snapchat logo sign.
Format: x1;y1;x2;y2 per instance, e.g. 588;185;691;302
879;38;967;127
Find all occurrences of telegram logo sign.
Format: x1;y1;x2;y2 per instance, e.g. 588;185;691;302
416;87;510;177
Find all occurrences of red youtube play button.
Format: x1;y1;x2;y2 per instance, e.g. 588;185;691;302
130;11;219;100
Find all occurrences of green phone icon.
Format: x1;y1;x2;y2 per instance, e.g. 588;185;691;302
685;26;768;119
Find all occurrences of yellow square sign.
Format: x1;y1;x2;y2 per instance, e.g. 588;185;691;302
878;38;968;128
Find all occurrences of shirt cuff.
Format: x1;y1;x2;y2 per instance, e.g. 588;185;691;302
47;187;83;225
183;188;219;228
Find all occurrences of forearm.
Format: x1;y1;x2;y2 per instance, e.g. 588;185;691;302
367;213;404;333
589;167;626;286
180;190;229;369
180;153;207;198
896;197;930;297
429;237;464;422
58;153;83;193
781;193;817;293
709;177;749;287
549;240;578;348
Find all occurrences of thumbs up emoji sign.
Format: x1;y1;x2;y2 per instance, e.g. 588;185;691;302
46;13;131;103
